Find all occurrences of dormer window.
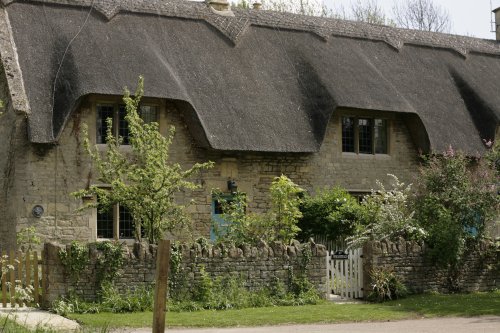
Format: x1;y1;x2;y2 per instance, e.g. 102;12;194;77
342;117;388;154
96;104;158;144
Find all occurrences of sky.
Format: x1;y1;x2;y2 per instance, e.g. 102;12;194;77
324;0;500;38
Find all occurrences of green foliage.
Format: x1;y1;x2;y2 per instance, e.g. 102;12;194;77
166;241;319;311
269;175;304;243
51;297;77;316
59;241;90;283
484;139;500;177
211;190;256;244
73;76;213;244
414;147;499;268
298;187;363;242
212;175;303;245
95;241;124;288
16;226;41;251
299;244;312;271
51;284;154;315
168;242;187;300
59;241;124;296
368;267;408;302
99;283;154;313
348;174;425;249
170;268;319;312
193;266;214;306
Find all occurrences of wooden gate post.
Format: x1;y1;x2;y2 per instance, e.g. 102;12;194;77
153;239;170;333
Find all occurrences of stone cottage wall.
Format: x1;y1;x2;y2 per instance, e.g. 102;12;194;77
42;241;328;307
362;240;499;294
4;94;420;247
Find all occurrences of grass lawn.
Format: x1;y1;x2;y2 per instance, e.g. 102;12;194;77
69;291;500;329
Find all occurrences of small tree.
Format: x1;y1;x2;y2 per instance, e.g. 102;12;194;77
349;0;389;25
269;175;303;243
74;77;213;244
392;0;451;32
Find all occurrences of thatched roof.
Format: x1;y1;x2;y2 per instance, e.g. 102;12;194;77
1;0;499;154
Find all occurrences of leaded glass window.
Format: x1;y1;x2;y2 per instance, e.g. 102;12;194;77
97;205;113;239
96;103;158;145
374;119;387;154
358;118;373;154
341;116;388;155
96;105;114;144
119;205;135;239
140;105;158;124
342;117;355;153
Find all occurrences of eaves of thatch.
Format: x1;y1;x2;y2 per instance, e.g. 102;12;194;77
1;0;499;154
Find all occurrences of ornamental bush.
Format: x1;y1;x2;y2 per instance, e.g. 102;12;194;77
368;267;408;302
298;187;363;243
347;174;425;249
413;146;499;268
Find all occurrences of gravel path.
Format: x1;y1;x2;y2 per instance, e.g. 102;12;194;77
1;306;498;333
112;316;500;333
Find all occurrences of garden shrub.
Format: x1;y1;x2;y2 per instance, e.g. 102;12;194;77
298;187;363;242
347;174;425;249
414;146;499;270
168;266;320;312
51;284;154;314
211;190;270;245
269;175;304;243
368;267;408;302
95;241;125;288
99;282;154;313
212;174;303;245
58;241;90;283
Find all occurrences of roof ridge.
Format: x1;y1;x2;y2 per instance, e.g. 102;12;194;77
3;0;500;56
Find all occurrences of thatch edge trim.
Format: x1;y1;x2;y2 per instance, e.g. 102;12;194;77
0;8;30;115
3;0;500;58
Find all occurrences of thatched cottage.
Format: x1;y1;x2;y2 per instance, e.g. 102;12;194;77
0;0;498;247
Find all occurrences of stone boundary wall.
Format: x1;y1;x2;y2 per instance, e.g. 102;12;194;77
42;241;328;307
362;240;499;294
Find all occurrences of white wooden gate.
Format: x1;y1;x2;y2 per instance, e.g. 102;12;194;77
327;248;363;299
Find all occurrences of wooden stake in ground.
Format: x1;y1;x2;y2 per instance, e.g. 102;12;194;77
153;239;171;333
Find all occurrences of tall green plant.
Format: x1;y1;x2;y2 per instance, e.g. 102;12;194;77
73;77;214;244
269;175;303;243
16;226;41;252
414;146;498;268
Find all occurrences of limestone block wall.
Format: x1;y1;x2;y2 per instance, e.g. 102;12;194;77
42;241;328;306
0;64;30;249
4;95;420;247
362;240;499;294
